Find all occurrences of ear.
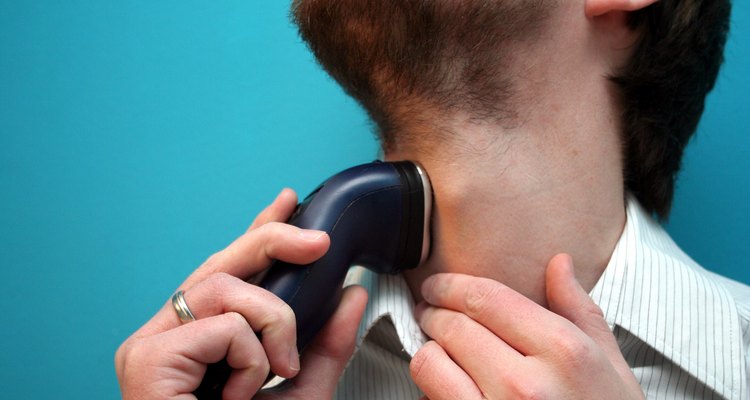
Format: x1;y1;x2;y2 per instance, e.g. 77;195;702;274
585;0;659;18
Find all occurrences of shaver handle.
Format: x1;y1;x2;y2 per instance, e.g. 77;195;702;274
260;257;351;354
192;257;347;399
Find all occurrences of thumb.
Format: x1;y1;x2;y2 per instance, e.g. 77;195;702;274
545;254;630;376
260;285;368;399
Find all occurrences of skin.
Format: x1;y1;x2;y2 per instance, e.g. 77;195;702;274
395;0;647;305
410;256;643;399
117;0;659;398
115;189;368;399
388;0;656;398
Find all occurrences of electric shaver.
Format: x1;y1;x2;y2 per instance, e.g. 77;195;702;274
195;160;432;397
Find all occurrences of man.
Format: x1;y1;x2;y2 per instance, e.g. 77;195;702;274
292;0;748;398
116;0;748;398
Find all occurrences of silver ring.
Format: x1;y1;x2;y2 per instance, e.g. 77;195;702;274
171;290;196;323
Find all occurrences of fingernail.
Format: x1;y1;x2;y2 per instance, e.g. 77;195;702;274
289;347;300;372
298;229;326;241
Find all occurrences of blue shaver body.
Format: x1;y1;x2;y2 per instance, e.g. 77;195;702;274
194;161;431;398
261;160;432;351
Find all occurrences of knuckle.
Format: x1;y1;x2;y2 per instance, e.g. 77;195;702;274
257;221;285;238
243;351;271;377
276;303;296;326
582;302;605;320
114;342;131;373
201;272;238;311
256;222;289;255
206;271;235;288
120;340;151;369
221;311;251;332
255;359;272;378
262;302;296;332
464;280;501;316
509;380;547;400
551;332;593;365
439;313;470;342
409;346;435;382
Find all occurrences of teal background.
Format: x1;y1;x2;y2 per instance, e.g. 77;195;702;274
0;2;747;398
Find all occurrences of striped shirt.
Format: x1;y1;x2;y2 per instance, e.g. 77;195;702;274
336;197;750;399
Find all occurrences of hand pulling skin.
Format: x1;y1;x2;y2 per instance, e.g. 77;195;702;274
194;161;433;398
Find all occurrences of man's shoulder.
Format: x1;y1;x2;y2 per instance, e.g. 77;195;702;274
705;270;750;321
608;198;750;397
626;197;750;318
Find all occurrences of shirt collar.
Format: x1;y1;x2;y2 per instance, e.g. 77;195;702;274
344;266;427;357
345;196;745;398
590;195;745;399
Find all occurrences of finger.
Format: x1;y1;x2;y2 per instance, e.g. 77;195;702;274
181;222;329;290
132;313;269;400
416;304;523;388
545;254;632;378
183;188;303;288
421;273;571;355
248;188;299;231
410;341;484;400
286;285;368;398
180;273;300;378
139;273;299;377
135;224;329;340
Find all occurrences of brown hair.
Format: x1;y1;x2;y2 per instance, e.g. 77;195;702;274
292;0;732;218
291;0;552;148
612;1;731;217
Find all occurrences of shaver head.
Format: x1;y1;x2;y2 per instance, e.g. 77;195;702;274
416;163;433;265
390;161;432;270
276;160;431;274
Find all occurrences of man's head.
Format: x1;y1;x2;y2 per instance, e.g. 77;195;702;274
292;0;731;218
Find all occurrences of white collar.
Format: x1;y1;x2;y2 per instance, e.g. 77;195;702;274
590;196;745;399
344;266;427;357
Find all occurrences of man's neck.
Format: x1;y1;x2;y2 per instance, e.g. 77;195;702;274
385;78;627;306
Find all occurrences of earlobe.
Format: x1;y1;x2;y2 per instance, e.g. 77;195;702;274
585;0;659;18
